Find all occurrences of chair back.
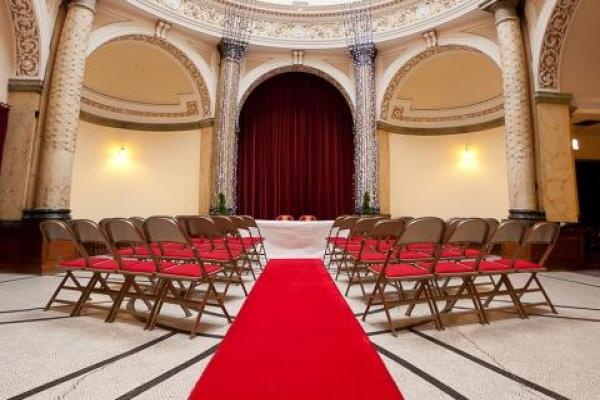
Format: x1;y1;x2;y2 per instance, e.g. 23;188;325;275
332;215;349;228
40;220;89;265
444;218;463;241
483;220;526;265
522;222;560;267
187;216;222;240
103;218;147;248
144;216;189;245
396;217;446;247
211;215;238;236
447;218;489;245
276;215;294;221
71;219;111;255
485;218;500;240
369;220;404;239
129;217;145;231
299;215;317;221
350;216;385;238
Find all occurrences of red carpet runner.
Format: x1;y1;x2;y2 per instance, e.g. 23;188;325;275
189;259;403;400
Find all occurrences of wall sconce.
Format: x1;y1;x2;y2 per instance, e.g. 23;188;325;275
571;138;580;151
459;144;478;171
108;144;131;170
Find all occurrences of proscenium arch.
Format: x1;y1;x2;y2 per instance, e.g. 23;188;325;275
86;24;215;116
239;64;355;117
377;34;502;118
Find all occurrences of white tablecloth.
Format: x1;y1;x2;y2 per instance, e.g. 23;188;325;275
255;220;333;259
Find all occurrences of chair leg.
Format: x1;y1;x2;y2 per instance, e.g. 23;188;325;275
208;278;231;323
503;275;527;319
425;281;444;330
106;275;133;323
379;280;397;336
405;281;426;316
441;279;468;313
483;275;504;308
131;279;153;311
532;273;558;314
145;279;169;330
362;277;382;321
44;271;72;311
464;278;486;325
518;273;536;300
71;273;100;317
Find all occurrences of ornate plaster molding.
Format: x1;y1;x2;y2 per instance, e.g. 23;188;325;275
128;0;478;47
7;0;41;77
107;34;212;117
379;44;479;120
538;0;580;90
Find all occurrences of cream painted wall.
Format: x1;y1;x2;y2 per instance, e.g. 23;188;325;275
70;121;202;221
0;5;15;102
389;126;510;220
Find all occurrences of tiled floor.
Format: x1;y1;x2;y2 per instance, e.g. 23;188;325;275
1;264;599;399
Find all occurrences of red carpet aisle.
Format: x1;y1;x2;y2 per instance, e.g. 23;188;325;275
189;259;403;400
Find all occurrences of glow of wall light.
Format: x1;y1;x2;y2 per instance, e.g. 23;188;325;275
108;145;132;170
571;138;580;151
458;145;478;171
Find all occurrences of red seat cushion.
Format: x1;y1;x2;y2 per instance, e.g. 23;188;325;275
59;256;111;269
441;248;462;258
496;258;543;270
161;247;195;258
462;260;511;272
368;263;430;278
357;251;388;262
161;263;223;277
119;260;159;274
465;248;482;258
406;242;434;251
427;261;474;274
199;248;242;261
399;250;430;260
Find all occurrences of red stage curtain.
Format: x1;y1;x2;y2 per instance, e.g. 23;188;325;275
0;103;9;169
237;72;354;220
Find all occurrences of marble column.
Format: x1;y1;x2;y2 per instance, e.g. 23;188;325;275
350;43;379;213
534;91;578;222
211;39;246;212
28;0;96;219
481;0;542;220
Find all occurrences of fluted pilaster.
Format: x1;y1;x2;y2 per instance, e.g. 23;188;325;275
31;0;96;218
350;43;379;212
481;0;541;220
211;38;246;211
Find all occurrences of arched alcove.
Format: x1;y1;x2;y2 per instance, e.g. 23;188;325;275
237;72;354;219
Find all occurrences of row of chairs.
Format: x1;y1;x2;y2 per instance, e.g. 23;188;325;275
41;215;267;338
325;215;559;335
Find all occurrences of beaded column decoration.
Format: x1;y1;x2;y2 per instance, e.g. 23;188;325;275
345;0;379;213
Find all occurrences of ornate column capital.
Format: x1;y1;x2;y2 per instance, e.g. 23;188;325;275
349;43;377;66
534;91;573;105
68;0;97;13
480;0;519;24
218;38;248;62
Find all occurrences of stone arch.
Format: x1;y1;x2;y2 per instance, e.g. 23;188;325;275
87;24;214;116
6;0;41;78
378;40;501;121
239;64;355;117
536;0;581;90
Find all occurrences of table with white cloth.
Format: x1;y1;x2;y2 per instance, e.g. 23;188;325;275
254;220;334;259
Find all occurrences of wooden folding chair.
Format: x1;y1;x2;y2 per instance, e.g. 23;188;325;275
323;215;349;262
488;222;560;315
230;215;265;269
143;216;231;338
362;217;446;335
240;215;268;265
187;216;249;296
40;220;96;312
211;215;255;280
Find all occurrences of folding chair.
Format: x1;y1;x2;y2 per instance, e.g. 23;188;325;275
240;215;268;264
40;220;103;312
363;217;446;335
143;216;231;338
211;215;255;280
462;220;528;319
230;215;265;269
487;222;560;315
299;215;317;221
276;215;294;221
187;216;249;296
323;215;349;262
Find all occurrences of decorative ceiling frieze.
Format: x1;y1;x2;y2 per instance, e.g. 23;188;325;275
7;0;41;77
538;0;580;90
130;0;475;45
